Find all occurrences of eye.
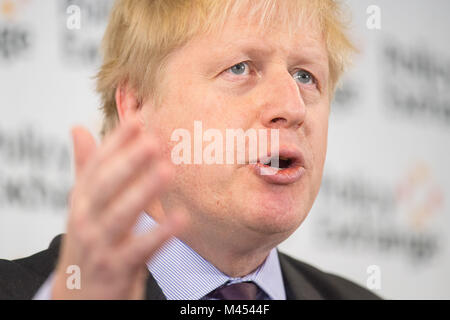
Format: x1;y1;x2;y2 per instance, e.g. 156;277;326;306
293;69;316;85
227;62;250;76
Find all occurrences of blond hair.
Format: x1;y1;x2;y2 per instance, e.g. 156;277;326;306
97;0;356;138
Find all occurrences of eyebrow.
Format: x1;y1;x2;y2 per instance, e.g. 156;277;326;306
203;39;276;74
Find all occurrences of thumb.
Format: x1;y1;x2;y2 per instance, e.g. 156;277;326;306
71;126;97;179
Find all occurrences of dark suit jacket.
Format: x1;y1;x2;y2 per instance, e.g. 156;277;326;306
0;235;380;300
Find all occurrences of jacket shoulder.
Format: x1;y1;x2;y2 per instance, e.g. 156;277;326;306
0;234;63;300
278;251;382;300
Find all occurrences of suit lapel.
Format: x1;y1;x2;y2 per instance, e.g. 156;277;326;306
277;251;323;300
145;271;166;300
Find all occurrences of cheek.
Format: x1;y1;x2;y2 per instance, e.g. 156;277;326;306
305;106;329;184
315;118;329;166
173;86;234;129
310;101;329;150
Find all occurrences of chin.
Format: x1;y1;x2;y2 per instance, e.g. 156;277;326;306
228;172;313;236
240;195;309;236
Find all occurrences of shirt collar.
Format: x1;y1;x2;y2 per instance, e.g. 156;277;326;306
134;213;286;300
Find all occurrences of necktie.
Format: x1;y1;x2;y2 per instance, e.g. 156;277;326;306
205;281;260;300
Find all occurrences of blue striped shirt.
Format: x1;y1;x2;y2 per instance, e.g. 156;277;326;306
135;213;286;300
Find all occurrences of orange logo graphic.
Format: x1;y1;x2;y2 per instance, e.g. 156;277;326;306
1;0;30;20
396;162;444;230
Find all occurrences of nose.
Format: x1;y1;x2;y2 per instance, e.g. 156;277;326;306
259;70;306;130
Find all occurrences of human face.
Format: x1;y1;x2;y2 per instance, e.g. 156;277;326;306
141;12;330;248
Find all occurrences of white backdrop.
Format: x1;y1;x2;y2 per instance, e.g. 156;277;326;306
0;0;449;299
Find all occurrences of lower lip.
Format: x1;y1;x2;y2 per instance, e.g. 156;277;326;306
249;163;305;185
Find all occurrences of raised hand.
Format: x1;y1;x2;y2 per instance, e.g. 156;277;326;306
51;116;186;299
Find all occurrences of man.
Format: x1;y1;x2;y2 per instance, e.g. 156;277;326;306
0;0;380;300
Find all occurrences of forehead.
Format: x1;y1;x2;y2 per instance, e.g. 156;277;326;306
160;0;330;90
180;10;328;70
220;16;326;57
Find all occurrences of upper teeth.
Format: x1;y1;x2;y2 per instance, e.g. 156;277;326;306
257;156;289;164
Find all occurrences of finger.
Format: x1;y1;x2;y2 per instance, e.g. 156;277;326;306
80;116;142;182
71;126;97;179
100;161;174;245
129;265;149;300
86;133;161;212
69;119;142;226
119;209;189;267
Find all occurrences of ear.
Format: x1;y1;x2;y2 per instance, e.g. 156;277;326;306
115;82;142;124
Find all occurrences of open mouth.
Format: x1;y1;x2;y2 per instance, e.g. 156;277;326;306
249;148;306;184
259;154;301;171
267;156;293;170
